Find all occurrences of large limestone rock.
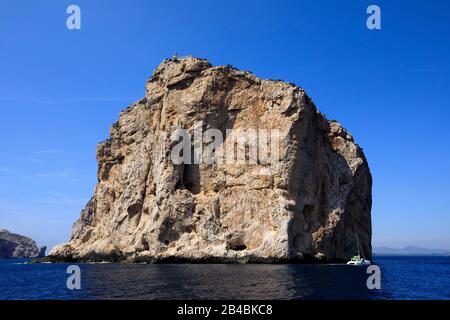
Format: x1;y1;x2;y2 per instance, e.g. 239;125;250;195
49;57;372;263
0;229;46;259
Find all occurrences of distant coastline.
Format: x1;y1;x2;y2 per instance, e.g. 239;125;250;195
373;245;449;256
373;253;450;256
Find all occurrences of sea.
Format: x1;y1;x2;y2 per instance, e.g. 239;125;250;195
0;256;448;300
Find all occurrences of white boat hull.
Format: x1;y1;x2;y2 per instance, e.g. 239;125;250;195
346;259;371;266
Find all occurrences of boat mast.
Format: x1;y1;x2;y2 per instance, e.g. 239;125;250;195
356;232;365;259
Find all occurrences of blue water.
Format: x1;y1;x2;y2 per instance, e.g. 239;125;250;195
0;256;448;300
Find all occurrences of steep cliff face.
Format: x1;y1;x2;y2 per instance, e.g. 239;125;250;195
0;229;46;259
50;57;372;263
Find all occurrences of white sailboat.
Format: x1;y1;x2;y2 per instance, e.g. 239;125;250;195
347;232;371;266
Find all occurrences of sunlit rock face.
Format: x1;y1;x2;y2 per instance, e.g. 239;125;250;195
49;57;372;263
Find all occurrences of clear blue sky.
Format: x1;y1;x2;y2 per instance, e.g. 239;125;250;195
0;0;449;251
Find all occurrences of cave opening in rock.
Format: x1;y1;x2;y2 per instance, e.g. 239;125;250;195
158;218;180;245
229;244;247;251
183;163;201;194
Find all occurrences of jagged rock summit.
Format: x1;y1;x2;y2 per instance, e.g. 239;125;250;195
49;57;372;263
0;229;46;259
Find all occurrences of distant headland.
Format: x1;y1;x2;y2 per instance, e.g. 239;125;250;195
0;229;46;259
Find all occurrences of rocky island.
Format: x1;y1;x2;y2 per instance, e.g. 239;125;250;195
0;229;46;259
49;57;372;263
